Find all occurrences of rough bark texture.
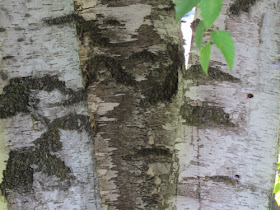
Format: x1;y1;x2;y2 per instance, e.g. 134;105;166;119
0;0;101;209
74;0;184;209
172;0;280;209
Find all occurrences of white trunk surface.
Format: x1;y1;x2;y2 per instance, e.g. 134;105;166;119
172;0;280;209
0;0;101;209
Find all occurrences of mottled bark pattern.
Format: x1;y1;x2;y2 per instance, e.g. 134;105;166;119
75;0;184;209
174;0;280;209
0;0;101;209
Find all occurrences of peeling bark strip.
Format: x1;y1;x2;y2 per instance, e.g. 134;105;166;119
75;0;183;209
0;0;101;209
176;0;280;209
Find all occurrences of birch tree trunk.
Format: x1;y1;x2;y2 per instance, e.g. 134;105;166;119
0;0;101;209
172;0;280;209
1;0;278;209
74;0;184;209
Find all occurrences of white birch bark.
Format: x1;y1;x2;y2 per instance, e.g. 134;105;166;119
171;0;280;209
0;0;101;209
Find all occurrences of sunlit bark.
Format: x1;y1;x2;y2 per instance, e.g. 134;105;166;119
172;1;280;209
0;0;101;209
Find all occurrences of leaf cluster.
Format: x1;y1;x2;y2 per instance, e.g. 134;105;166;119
274;156;280;206
174;0;235;75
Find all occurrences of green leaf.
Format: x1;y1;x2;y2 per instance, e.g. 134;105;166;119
174;0;200;22
275;193;280;206
275;181;280;206
200;0;223;29
274;182;280;194
200;42;211;75
211;30;235;70
278;163;280;170
195;21;205;50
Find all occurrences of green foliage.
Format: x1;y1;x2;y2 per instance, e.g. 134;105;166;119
275;174;280;205
195;21;204;49
211;31;235;70
201;43;211;75
274;155;280;206
200;0;223;30
174;0;200;22
174;0;235;74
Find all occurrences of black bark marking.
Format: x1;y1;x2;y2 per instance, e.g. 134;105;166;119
0;75;87;119
230;0;258;15
247;93;254;98
137;147;172;157
85;56;135;87
44;13;78;25
185;65;239;82
145;44;180;104
0;114;92;197
180;103;235;127
183;175;238;185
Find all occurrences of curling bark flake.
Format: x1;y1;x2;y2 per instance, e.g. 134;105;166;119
172;0;280;209
0;0;101;209
74;0;184;209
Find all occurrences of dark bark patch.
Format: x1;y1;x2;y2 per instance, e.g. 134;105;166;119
191;19;200;31
104;18;124;26
137;147;172;157
0;72;8;80
0;151;34;196
44;13;78;25
180;103;235;127
85;56;135;87
75;16;110;47
183;175;238;185
0;114;91;197
44;14;111;47
128;50;157;62
230;0;258;15
137;24;162;45
145;44;180;104
184;65;239;82
2;56;14;60
204;175;238;185
17;38;24;42
247;93;254;98
0;76;86;119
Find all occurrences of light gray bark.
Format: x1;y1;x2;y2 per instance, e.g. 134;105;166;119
172;0;280;209
0;0;101;209
1;0;278;209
